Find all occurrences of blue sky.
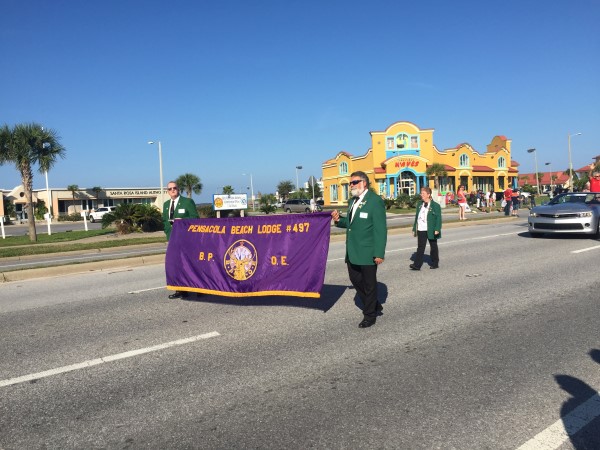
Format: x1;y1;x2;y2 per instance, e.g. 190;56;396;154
1;0;598;202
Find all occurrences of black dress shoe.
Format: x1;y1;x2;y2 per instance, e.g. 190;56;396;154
430;265;439;269
168;291;189;299
358;319;376;328
409;264;420;271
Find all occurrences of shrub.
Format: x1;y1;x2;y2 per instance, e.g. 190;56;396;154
58;213;84;222
101;203;162;234
395;193;411;208
260;204;276;214
198;205;216;218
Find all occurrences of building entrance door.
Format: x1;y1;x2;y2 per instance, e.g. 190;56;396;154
398;172;416;196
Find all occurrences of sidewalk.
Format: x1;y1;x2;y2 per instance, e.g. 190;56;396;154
1;211;523;283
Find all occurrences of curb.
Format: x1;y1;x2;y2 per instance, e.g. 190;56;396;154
1;254;165;283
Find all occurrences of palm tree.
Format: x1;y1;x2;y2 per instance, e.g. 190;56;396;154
222;185;235;195
91;186;103;207
175;173;203;199
426;163;447;190
67;184;79;213
277;180;294;201
0;123;66;242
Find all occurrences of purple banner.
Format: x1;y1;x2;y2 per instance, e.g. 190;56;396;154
165;212;332;298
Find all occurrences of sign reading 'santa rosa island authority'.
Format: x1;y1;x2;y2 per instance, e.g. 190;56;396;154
165;213;332;298
213;194;247;210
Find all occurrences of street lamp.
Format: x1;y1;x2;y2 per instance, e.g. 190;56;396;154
295;165;303;191
527;148;540;195
568;132;582;192
147;141;164;205
545;162;553;193
242;173;255;211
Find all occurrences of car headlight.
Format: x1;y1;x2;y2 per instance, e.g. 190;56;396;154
578;211;593;218
529;211;538;217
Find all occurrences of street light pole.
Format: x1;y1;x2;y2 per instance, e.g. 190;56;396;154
527;148;540;195
568;132;582;192
148;141;164;205
545;162;553;193
295;165;303;191
242;173;255;211
45;169;52;236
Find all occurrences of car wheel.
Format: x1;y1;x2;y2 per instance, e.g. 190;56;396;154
89;216;95;223
305;208;310;213
286;208;292;213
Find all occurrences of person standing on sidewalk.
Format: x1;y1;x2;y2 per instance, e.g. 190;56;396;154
457;185;467;220
162;180;199;299
503;186;513;216
410;187;442;271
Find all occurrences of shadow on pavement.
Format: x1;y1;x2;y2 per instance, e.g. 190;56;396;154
556;348;600;448
180;283;347;312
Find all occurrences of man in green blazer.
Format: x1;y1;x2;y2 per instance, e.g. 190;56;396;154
162;180;200;299
162;180;200;241
410;186;442;270
331;171;387;328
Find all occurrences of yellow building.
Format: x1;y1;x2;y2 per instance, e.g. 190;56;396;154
322;121;519;206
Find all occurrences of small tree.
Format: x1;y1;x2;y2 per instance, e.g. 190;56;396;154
222;185;234;195
0;123;66;242
176;173;203;199
91;186;102;207
67;184;79;213
259;194;277;214
277;180;294;201
426;163;447;190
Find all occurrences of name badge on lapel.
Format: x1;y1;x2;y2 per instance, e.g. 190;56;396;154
359;212;368;219
178;208;186;213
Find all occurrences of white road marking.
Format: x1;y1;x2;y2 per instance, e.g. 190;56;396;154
0;331;220;388
129;286;166;294
572;244;600;254
516;392;600;449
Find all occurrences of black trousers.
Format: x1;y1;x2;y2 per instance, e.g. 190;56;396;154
347;262;379;320
413;230;439;268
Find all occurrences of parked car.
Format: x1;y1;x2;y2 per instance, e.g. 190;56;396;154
528;192;600;237
89;206;116;222
283;199;312;213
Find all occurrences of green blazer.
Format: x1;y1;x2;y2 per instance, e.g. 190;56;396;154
335;190;387;265
412;199;442;240
162;195;199;240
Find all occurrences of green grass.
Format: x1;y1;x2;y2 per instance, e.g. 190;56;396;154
0;229;118;247
0;228;166;258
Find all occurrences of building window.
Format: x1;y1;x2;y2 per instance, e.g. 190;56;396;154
498;156;506;168
330;184;338;202
342;183;349;201
459;154;470;167
339;162;348;175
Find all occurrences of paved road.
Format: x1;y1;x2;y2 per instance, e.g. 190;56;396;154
0;209;501;273
1;220;599;448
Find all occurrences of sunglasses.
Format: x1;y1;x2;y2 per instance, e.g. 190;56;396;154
349;180;363;186
167;187;179;191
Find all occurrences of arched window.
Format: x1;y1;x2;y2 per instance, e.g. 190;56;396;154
330;184;339;202
498;156;506;168
459;154;470;167
339;162;348;175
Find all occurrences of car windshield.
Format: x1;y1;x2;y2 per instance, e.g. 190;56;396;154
548;193;600;205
